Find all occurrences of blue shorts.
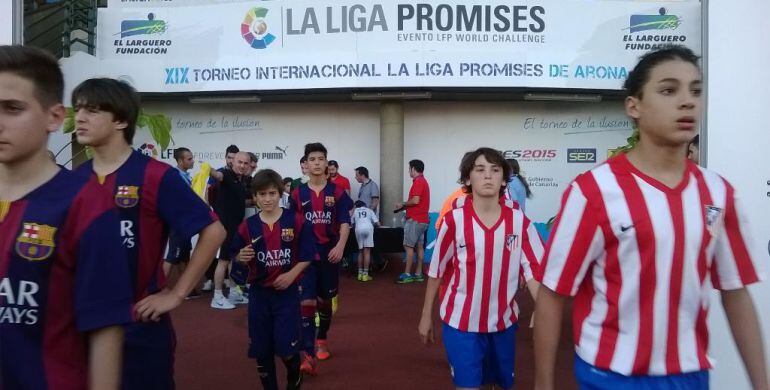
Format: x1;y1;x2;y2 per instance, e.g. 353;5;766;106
574;354;709;390
299;246;339;301
122;315;176;390
442;323;518;389
248;285;302;359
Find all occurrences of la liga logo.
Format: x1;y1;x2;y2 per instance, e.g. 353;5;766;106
242;7;276;49
138;143;159;158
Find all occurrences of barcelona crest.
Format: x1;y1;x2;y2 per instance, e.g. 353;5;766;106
324;196;335;207
16;223;57;261
281;228;295;242
115;185;140;208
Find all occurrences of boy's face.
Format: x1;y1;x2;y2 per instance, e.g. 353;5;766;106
255;186;281;212
307;151;327;177
625;59;702;147
466;154;504;199
73;101;127;147
300;161;309;175
0;72;64;164
284;182;291;193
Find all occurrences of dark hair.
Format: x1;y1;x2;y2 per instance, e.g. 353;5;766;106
355;166;369;178
506;158;532;198
328;160;339;168
354;200;366;208
247;152;258;163
689;134;699;147
304;142;327;158
0;45;63;108
299;155;307;164
250;169;283;195
459;148;511;196
623;46;700;98
226;145;239;155
409;159;425;173
72;78;140;145
283;177;293;185
173;147;191;161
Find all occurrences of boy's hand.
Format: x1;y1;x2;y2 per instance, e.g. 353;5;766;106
273;273;295;290
418;313;435;345
237;246;255;263
328;244;344;263
135;289;184;322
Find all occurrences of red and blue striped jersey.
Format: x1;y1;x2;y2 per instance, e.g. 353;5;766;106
75;150;217;302
230;208;316;287
0;168;133;389
290;182;353;249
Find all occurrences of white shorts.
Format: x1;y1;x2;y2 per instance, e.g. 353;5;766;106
355;227;374;249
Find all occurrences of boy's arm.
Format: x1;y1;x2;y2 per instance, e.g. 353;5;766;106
721;288;769;390
418;276;441;345
533;287;567;390
88;325;124;390
329;223;350;262
136;221;225;321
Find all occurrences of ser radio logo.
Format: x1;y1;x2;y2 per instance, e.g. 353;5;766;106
567;148;597;163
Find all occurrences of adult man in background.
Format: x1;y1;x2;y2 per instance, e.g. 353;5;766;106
395;159;430;284
290;155;309;192
354;166;380;213
209;151;253;309
328;160;351;195
164;147;197;290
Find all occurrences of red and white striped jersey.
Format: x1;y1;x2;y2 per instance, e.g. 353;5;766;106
540;154;766;376
429;197;544;333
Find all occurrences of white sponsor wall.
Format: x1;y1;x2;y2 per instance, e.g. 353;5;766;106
404;101;632;224
1;1;16;45
133;102;380;195
90;0;700;92
706;0;770;388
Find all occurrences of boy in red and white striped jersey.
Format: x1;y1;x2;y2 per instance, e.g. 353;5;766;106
534;46;768;390
419;147;542;390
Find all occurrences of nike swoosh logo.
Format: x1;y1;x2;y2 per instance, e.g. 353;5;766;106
291;341;298;347
302;201;310;206
620;225;634;233
251;236;262;244
458;244;466;248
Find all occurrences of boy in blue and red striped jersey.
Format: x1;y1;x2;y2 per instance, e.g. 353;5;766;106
231;169;316;390
72;78;226;389
0;45;134;389
418;147;543;390
289;142;353;374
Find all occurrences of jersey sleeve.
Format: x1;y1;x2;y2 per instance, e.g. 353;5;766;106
710;183;766;290
296;218;317;262
336;190;353;225
229;221;250;261
428;213;456;279
520;213;545;282
409;179;424;199
540;181;605;297
157;168;218;240
74;209;134;331
289;187;300;211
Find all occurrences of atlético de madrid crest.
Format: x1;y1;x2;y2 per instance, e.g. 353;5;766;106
16;223;57;261
115;185;140;208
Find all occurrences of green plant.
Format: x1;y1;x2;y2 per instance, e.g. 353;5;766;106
61;108;172;164
608;125;640;157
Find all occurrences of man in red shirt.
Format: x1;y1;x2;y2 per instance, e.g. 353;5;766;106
396;159;430;283
328;160;351;196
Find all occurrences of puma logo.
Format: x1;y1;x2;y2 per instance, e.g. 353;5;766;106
275;145;288;156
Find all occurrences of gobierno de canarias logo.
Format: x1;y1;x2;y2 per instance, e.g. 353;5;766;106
626;8;681;33
241;7;276;49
